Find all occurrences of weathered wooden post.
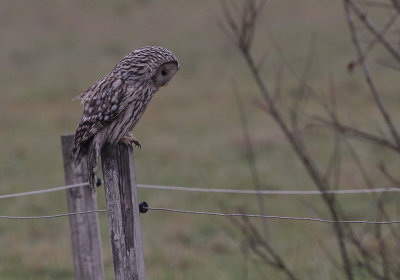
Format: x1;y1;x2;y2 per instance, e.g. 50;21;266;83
61;134;105;280
101;143;146;280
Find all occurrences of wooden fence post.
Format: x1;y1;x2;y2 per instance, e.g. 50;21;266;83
101;143;147;280
61;134;105;280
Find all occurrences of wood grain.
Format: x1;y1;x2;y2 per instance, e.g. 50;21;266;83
61;134;105;280
101;143;146;280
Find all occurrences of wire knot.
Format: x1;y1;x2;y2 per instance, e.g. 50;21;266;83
139;201;149;214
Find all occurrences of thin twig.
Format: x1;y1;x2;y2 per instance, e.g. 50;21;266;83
347;0;400;64
347;12;398;72
344;0;400;150
231;78;270;237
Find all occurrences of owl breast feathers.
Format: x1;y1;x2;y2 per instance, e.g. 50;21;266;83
72;46;179;190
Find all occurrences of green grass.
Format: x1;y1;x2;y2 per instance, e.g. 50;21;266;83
0;0;399;279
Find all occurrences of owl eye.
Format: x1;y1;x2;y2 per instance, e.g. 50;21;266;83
161;70;167;76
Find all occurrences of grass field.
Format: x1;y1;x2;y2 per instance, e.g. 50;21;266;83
1;1;399;279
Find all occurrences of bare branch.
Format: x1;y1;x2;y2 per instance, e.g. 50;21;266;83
390;0;400;14
343;0;400;148
362;1;394;9
310;116;400;153
377;58;400;71
347;0;400;63
231;78;270;238
379;163;400;188
224;2;355;279
290;35;317;148
227;211;300;280
347;12;399;72
223;1;400;279
323;76;342;189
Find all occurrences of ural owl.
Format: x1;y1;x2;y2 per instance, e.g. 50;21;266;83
72;46;179;191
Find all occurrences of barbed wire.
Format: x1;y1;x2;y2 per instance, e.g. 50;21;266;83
1;182;400;200
1;205;400;225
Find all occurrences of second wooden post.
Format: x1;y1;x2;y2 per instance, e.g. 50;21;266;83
101;143;146;280
61;134;105;280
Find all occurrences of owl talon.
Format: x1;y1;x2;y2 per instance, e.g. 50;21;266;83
122;135;141;149
132;139;141;149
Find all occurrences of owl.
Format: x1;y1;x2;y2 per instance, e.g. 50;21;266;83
72;46;179;191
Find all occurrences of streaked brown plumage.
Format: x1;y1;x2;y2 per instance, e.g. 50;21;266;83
72;46;179;191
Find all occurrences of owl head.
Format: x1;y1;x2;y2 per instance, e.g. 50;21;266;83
115;46;179;87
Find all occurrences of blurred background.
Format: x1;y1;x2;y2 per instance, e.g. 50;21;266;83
0;0;399;279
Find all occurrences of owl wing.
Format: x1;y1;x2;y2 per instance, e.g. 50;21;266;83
73;77;133;154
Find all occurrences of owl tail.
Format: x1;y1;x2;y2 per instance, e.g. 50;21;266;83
87;139;101;193
72;137;98;193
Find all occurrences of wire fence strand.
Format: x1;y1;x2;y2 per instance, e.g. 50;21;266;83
1;181;400;224
1;182;400;200
2;205;400;225
147;207;400;225
0;182;88;200
138;184;400;195
0;209;107;220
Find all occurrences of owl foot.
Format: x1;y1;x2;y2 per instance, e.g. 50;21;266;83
121;135;142;149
